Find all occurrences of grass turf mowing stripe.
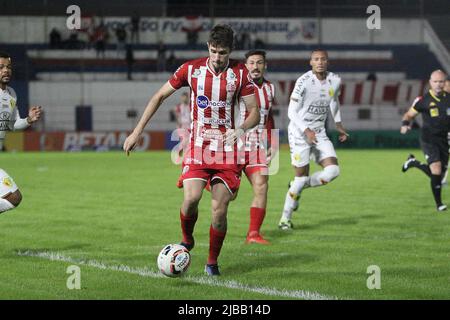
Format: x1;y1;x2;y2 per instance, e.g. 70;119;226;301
16;250;339;300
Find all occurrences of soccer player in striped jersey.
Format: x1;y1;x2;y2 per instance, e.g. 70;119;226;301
237;50;276;244
123;25;260;276
0;52;42;214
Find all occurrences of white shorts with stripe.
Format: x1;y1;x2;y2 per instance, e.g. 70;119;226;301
288;125;337;168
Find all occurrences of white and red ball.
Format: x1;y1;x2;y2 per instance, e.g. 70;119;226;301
157;244;191;277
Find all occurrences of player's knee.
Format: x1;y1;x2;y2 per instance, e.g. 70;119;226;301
211;198;230;220
254;181;268;197
184;201;200;214
5;190;22;207
183;194;202;211
323;165;340;183
430;162;442;175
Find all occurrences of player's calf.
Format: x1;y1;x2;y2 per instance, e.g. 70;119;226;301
279;176;309;229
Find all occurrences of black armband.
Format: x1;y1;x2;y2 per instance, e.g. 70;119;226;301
402;120;410;126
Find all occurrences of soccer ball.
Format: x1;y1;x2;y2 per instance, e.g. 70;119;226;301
157;244;191;277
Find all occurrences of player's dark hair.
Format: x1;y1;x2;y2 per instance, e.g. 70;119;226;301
0;51;11;59
310;49;328;58
245;50;266;61
208;24;234;51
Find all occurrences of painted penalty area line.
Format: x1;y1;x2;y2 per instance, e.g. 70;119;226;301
16;250;339;300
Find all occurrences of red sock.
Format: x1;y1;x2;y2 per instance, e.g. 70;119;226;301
207;225;226;265
248;207;266;235
180;210;198;244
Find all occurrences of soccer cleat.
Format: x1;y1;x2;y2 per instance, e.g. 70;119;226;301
180;240;195;251
437;204;447;212
204;264;221;276
402;154;416;172
245;232;270;245
278;217;293;230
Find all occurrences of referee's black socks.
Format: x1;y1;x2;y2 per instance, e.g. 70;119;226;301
411;161;432;177
431;174;443;207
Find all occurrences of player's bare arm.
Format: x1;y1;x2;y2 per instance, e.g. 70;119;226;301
400;108;418;134
224;94;260;144
124;82;176;155
335;122;349;142
240;94;260;131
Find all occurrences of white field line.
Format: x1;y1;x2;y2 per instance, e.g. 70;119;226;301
16;250;339;300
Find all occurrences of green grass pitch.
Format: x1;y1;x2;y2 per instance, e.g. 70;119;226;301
0;149;449;300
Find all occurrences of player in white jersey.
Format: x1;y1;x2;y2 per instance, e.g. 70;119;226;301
278;49;348;230
0;52;42;215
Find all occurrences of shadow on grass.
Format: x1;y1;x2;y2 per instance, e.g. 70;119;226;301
225;252;320;275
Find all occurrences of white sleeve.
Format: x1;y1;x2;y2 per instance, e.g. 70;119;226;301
288;78;309;132
13;108;30;131
329;86;342;123
288;99;308;132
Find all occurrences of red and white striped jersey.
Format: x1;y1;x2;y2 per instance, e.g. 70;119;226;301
238;78;275;150
169;57;255;164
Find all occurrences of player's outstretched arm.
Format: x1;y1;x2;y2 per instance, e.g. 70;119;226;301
13;106;42;130
123;82;176;155
400;108;418;134
224;94;260;145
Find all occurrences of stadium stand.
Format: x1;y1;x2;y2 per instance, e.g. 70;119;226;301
1;0;449;151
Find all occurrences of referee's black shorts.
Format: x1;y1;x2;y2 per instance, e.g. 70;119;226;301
421;136;449;167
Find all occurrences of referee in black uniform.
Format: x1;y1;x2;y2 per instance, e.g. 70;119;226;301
401;70;450;212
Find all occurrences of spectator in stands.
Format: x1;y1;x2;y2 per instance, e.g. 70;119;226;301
156;40;167;72
181;15;202;49
126;44;135;80
65;32;84;50
367;72;377;81
93;21;109;58
115;24;127;57
253;32;265;49
130;11;140;44
49;28;62;49
166;50;177;72
239;32;252;50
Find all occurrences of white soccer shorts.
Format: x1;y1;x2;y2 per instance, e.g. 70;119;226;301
288;127;337;168
0;169;19;197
